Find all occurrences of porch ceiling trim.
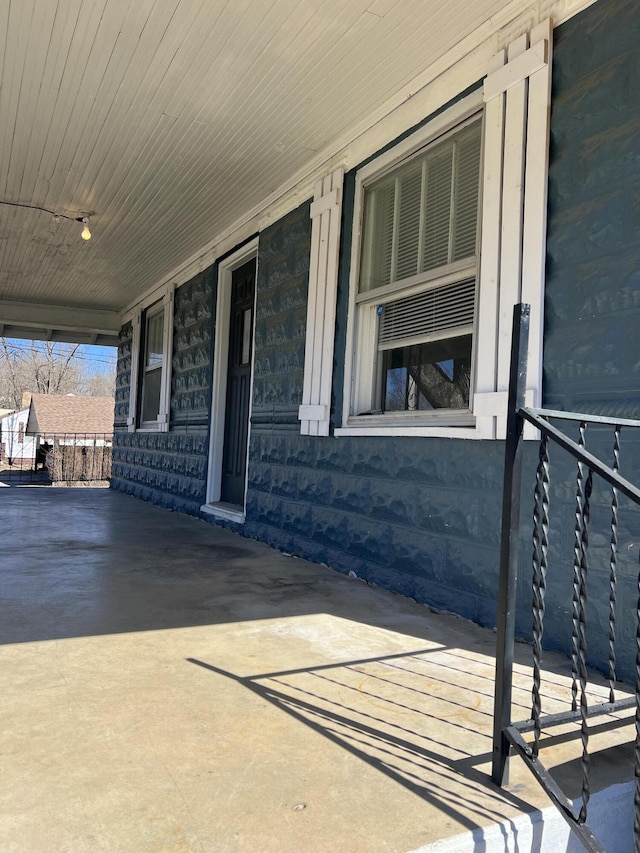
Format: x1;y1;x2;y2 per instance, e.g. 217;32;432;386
0;300;121;347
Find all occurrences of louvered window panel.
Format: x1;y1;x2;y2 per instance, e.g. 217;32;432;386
377;278;476;350
359;119;481;293
360;181;395;291
422;147;454;272
395;165;422;281
452;127;482;261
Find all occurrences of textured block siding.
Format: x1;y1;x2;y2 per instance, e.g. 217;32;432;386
545;0;640;417
538;0;640;678
240;0;640;679
244;204;510;629
113;321;132;429
111;431;209;515
245;434;507;626
171;269;214;429
251;201;310;429
111;270;213;515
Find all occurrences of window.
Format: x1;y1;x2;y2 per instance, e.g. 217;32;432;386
126;284;174;432
338;23;552;440
360;118;481;416
140;302;164;425
343;102;483;433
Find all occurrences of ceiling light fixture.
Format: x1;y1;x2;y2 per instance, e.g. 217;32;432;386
0;201;95;241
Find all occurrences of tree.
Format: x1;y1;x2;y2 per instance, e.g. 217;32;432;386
0;339;116;410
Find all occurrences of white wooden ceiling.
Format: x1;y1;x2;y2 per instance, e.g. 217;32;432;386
0;0;574;343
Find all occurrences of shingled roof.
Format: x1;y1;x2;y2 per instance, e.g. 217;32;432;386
26;395;115;436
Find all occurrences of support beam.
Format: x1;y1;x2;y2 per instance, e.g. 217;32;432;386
0;300;121;346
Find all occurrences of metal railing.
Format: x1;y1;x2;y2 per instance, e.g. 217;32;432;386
492;304;640;852
0;431;112;484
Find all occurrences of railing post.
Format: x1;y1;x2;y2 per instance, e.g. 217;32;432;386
492;303;530;786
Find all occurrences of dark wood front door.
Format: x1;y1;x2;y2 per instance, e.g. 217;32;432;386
220;258;256;506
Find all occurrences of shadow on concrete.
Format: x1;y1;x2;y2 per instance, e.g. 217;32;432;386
2;487;633;850
188;654;545;849
0;468;51;486
187;653;635;851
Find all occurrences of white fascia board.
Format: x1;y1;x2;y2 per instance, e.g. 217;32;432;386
120;0;596;322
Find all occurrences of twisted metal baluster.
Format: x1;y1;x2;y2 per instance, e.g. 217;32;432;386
608;426;621;703
571;423;588;713
578;468;592;824
532;434;550;757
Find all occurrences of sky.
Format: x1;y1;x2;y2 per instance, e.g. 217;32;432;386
2;338;117;375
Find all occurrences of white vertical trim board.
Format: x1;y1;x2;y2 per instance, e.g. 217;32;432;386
474;19;552;440
299;168;344;437
127;313;141;432
495;32;529;440
497;32;529;398
158;283;175;432
473;49;506;441
521;17;553;411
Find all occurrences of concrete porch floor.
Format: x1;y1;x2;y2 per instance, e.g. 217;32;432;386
0;489;634;853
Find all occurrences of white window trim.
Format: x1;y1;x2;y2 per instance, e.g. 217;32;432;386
337;20;552;440
475;19;552;441
127;283;174;433
337;90;490;439
298;168;344;436
201;237;259;523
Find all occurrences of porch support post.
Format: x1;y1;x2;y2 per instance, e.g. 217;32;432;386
492;302;530;786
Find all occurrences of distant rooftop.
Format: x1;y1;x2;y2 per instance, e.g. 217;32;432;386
26;394;114;435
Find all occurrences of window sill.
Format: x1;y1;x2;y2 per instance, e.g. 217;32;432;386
335;412;485;439
134;423;169;433
200;502;246;524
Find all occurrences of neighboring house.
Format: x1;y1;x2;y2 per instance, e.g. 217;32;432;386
0;408;36;467
21;394;115;483
26;394;115;444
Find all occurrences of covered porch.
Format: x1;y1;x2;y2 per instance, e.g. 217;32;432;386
0;488;633;852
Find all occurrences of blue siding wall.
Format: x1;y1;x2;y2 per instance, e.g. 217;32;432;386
171;271;215;429
246;206;506;629
244;0;640;677
113;320;132;430
111;269;214;515
251;202;310;432
246;432;505;627
546;0;640;418
110;0;640;678
537;0;640;677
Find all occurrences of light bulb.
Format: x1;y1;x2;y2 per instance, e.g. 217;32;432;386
81;217;91;240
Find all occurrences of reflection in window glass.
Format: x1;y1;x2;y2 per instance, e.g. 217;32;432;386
146;311;164;367
381;335;472;412
142;367;162;422
141;303;164;424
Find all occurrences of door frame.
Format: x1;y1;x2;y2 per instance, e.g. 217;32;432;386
202;238;258;523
